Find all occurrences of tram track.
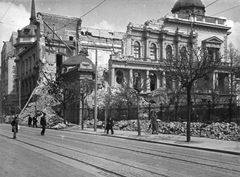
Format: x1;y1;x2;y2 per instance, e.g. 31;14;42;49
16;128;240;173
0;126;239;177
0;130;172;177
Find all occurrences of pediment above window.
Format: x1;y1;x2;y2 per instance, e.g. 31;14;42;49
202;36;223;48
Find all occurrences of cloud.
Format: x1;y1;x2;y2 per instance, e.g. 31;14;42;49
226;20;240;50
89;20;125;32
0;2;30;54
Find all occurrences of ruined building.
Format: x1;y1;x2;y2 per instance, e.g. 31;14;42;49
1;32;18;119
6;0;123;121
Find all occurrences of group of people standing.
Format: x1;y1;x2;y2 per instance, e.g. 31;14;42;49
11;112;47;139
105;111;159;135
28;115;38;128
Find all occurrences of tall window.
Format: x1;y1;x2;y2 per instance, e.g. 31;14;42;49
208;47;219;61
166;45;172;60
150;43;157;60
150;73;157;91
180;46;187;59
133;72;141;91
116;70;124;84
56;54;63;69
134;41;140;58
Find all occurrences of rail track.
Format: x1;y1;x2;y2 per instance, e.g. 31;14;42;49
0;125;239;177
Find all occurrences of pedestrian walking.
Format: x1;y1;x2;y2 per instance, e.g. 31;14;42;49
28;115;32;127
11;115;19;139
32;115;38;128
106;116;114;135
150;111;158;134
40;112;47;135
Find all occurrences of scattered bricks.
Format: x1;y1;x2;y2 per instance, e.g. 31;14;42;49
82;119;240;142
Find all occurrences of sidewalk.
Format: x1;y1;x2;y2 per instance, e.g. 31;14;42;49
63;127;240;156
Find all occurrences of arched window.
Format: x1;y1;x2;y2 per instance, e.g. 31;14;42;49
150;73;157;91
166;45;172;60
133;72;141;92
150;43;157;60
134;41;140;58
116;70;124;84
180;46;187;60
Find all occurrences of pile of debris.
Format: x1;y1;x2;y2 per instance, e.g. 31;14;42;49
83;120;240;141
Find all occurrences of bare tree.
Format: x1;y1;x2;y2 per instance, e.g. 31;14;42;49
228;43;240;100
159;46;221;142
79;78;94;129
119;71;149;136
227;43;240;122
48;79;79;124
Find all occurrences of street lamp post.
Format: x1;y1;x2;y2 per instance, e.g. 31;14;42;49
94;49;98;131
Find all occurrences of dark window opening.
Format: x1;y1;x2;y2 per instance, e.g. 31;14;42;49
208;47;219;61
56;54;63;69
150;73;156;91
180;46;187;58
116;70;124;84
133;72;141;92
166;45;172;60
69;36;74;41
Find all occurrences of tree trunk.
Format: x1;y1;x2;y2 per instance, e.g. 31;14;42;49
186;84;192;142
81;99;84;130
137;95;141;136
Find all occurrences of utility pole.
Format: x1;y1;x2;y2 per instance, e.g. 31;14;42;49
186;12;194;142
94;49;98;131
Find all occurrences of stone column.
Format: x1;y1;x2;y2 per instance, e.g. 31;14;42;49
129;69;133;87
213;72;216;89
162;72;166;88
215;73;218;90
156;74;160;89
111;67;115;87
146;70;150;91
145;33;149;59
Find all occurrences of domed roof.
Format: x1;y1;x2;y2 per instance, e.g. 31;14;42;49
172;0;205;14
18;24;37;37
63;52;94;67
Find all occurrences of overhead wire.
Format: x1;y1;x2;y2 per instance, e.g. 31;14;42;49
205;0;219;8
54;0;107;32
211;4;240;16
0;0;15;22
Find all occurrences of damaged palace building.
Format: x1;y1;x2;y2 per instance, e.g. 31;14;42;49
1;0;238;123
108;0;236;104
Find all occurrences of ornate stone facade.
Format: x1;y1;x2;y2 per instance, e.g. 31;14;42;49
108;0;232;103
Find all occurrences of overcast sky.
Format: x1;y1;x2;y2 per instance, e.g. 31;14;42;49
1;0;240;56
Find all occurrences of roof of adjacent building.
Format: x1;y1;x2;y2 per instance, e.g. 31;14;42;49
62;52;94;66
172;0;205;13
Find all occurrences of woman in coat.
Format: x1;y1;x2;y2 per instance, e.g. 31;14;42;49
150;111;158;134
11;115;18;139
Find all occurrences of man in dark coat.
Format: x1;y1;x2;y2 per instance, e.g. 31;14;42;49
40;112;47;135
32;116;38;128
28;115;32;127
11;115;18;139
106;117;114;135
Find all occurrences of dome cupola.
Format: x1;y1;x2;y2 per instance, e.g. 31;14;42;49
171;0;205;15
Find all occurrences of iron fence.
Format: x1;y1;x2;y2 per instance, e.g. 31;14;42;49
83;100;240;125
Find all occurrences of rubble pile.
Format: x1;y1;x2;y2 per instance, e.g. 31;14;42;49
83;120;240;141
47;114;64;128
